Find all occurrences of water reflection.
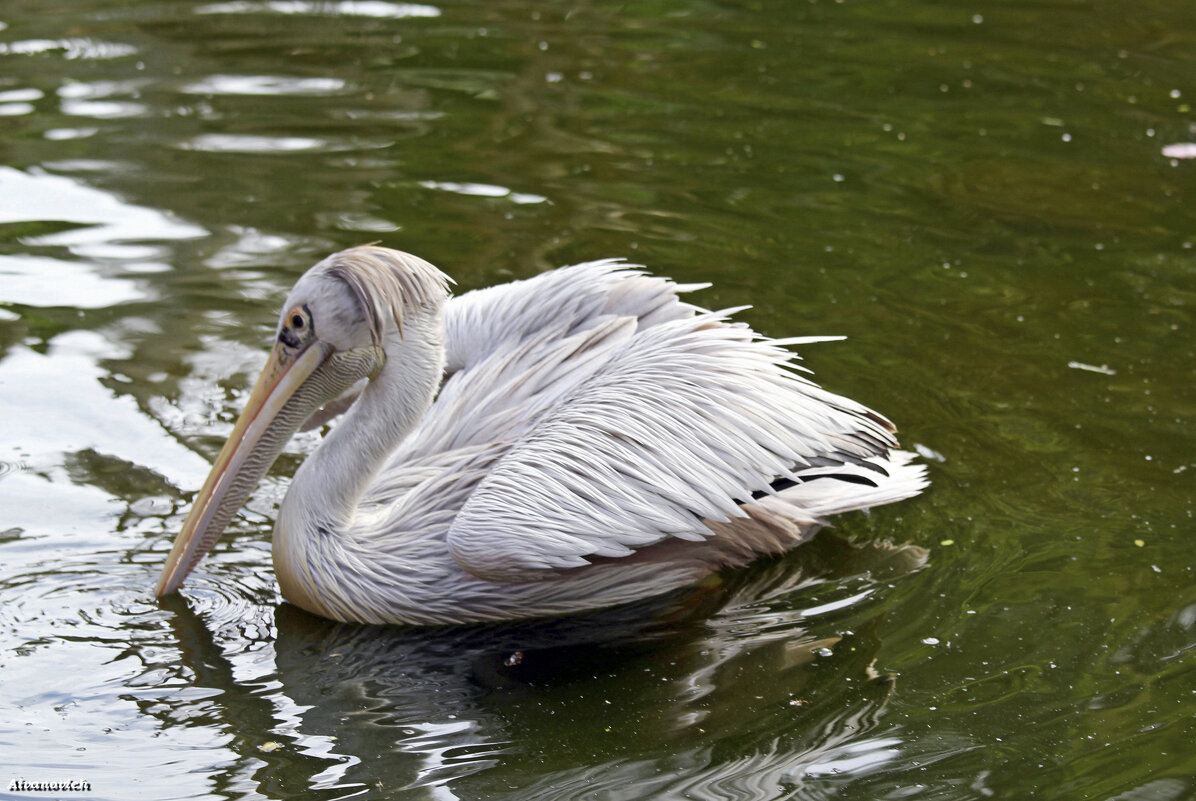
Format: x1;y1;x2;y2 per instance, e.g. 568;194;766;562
0;254;144;308
179;134;351;154
0;333;213;547
193;1;442;19
0;165;206;263
0;86;41;115
148;537;927;798
181;75;349;96
0;38;137;60
58;80;150;120
419;180;548;206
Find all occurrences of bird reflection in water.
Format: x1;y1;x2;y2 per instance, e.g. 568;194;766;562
156;534;928;797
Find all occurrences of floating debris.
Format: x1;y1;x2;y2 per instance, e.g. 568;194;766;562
914;443;947;462
1067;361;1116;375
1162;143;1196;159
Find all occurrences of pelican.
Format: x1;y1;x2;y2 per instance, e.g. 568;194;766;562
156;246;926;625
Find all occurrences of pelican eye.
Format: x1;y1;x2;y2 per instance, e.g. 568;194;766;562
279;306;310;349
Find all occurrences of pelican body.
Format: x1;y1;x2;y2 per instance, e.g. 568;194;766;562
156;247;926;625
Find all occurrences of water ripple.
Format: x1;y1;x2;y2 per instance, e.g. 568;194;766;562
195;0;441;17
0;38;137;59
0;165;207;262
182;75;349;96
0;254;145;307
419;180;548;205
0;86;41;116
177;134;388;154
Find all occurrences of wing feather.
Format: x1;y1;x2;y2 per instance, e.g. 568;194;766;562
357;263;709;560
443;259;703;373
446;310;903;582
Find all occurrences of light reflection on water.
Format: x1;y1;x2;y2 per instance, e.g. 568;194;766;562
0;166;206;263
0;255;145;307
0;0;1193;798
193;1;442;19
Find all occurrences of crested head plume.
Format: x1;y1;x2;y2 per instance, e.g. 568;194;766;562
317;246;453;342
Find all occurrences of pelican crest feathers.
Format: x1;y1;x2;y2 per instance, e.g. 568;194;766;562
316;246;452;341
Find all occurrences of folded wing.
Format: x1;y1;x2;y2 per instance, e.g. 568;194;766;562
446;309;912;582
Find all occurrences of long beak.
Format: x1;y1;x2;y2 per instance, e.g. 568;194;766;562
155;340;333;597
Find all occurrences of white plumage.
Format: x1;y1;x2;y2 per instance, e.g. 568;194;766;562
156;246;926;625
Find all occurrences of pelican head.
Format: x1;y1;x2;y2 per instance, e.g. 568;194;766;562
155;246;450;597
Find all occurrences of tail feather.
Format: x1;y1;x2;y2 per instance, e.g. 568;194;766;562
778;450;928;518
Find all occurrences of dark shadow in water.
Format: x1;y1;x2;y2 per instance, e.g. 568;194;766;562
157;534;928;799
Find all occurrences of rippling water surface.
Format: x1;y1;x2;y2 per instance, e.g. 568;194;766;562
1;1;1193;799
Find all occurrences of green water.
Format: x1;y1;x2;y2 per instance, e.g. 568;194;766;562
1;1;1193;799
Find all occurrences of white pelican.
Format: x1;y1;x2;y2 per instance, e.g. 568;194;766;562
156;246;926;625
